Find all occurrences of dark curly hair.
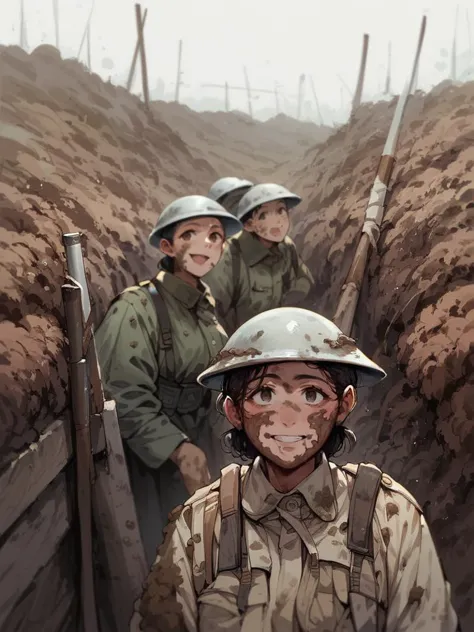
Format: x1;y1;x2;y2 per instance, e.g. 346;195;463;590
219;361;358;462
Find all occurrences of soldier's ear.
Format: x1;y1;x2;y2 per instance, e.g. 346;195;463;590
336;385;357;424
159;238;175;257
223;396;243;429
243;218;254;233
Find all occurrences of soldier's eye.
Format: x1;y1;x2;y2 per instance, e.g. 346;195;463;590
303;388;324;404
259;211;267;220
252;387;274;404
181;230;195;240
210;231;223;242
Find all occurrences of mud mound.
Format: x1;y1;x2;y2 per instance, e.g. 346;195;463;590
289;81;474;627
153;101;331;179
0;45;322;468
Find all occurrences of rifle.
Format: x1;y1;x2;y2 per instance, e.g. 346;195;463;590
62;279;100;632
333;15;427;335
62;233;147;632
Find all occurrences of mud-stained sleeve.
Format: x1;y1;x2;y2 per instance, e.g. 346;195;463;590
380;491;459;632
281;238;314;306
132;507;197;632
95;289;188;469
203;243;248;333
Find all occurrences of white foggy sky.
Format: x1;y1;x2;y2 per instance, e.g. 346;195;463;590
1;0;473;116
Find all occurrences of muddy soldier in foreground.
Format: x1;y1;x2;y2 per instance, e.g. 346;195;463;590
131;307;459;632
96;195;242;565
204;183;314;335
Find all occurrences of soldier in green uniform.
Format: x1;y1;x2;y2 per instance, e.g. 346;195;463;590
95;195;242;565
204;183;315;335
207;176;253;215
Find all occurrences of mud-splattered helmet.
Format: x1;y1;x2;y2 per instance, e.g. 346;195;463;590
149;195;242;249
208;177;254;203
235;183;302;222
198;307;386;390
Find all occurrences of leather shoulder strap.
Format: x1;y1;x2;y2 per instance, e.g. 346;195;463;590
228;240;241;306
347;462;382;556
217;463;242;572
141;279;175;376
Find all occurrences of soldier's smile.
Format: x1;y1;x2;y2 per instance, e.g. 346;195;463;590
190;254;210;264
272;434;308;443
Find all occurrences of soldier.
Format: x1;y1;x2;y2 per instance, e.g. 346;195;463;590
204;183;314;336
132;307;460;632
95;195;242;565
207;176;253;215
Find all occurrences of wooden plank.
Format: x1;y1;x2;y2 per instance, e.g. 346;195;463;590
0;530;78;632
0;417;72;538
0;473;73;629
92;399;147;632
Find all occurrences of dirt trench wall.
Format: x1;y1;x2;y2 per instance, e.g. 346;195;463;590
289;81;474;627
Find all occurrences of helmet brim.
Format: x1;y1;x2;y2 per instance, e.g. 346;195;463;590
198;352;387;391
237;194;302;222
149;211;242;249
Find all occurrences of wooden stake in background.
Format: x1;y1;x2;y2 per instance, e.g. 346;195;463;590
20;0;28;50
297;73;305;120
225;81;230;112
274;82;280;114
127;8;147;92
451;5;459;81
384;41;392;94
350;33;369;117
310;75;324;125
78;2;95;61
243;66;253;118
53;0;59;49
174;40;183;102
87;21;92;70
135;3;150;109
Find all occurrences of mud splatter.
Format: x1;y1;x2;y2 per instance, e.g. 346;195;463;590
408;585;424;607
250;330;265;343
323;334;357;351
381;526;392;547
213;347;262;363
386;502;399;521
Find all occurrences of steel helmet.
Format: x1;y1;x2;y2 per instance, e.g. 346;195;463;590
235;183;302;222
208;177;254;203
198;307;386;390
149;195;242;249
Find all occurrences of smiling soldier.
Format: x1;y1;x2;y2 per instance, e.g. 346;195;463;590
95;195;242;565
204;183;314;335
132;307;459;632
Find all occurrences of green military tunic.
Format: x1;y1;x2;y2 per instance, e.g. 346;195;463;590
204;230;314;335
95;267;231;565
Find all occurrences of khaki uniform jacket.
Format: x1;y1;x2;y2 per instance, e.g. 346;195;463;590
204;230;314;335
95;269;232;563
132;454;458;632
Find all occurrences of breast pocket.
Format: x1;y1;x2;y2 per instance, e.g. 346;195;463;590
198;570;268;632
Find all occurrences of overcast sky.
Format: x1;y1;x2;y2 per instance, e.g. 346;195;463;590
1;0;473;121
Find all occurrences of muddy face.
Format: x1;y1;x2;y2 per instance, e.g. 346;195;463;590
240;362;341;469
159;217;225;277
245;199;289;243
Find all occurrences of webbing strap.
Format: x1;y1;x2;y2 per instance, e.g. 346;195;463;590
217;464;242;572
142;279;175;377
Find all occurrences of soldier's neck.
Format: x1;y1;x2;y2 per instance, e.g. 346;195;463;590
173;268;199;288
263;457;316;493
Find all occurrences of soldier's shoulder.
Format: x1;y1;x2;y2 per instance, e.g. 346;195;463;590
341;462;422;513
282;235;296;247
184;464;250;509
112;283;152;308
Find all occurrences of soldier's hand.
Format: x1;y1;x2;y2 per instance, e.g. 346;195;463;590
170;442;211;496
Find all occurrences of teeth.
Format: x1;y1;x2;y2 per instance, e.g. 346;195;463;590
273;435;304;443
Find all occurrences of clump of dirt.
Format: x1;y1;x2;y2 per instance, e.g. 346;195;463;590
289;80;474;628
0;44;322;468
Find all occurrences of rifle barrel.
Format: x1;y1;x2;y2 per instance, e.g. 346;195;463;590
62;283;99;632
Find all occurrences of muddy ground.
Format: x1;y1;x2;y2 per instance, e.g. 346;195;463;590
0;44;473;627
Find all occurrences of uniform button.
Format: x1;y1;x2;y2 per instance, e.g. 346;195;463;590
211;339;216;345
281;496;301;513
382;474;392;486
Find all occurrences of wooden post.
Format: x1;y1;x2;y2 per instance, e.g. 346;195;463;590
225;81;230;111
350;33;369;117
297;74;305;120
62;282;99;632
87;21;92;70
451;5;459;81
274;82;280;114
53;0;59;49
126;8;147;92
174;40;183;102
78;3;94;60
243;66;253;118
467;9;473;62
20;0;27;50
309;75;324;125
384;41;392;94
135;3;150;109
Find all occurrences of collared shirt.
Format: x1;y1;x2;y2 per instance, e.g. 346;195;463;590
204;230;314;335
133;455;459;632
95;268;228;470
